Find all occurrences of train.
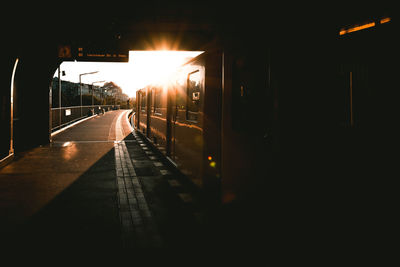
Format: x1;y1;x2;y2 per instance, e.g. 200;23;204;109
134;16;399;216
134;46;276;207
135;51;223;203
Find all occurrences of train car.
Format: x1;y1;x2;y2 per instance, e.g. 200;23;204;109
136;88;149;136
136;84;169;155
136;51;222;200
136;15;399;209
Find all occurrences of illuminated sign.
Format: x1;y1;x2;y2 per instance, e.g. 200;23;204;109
339;22;375;35
76;47;129;62
339;17;392;36
380;17;391;24
58;45;129;62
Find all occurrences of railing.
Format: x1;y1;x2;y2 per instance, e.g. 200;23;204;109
51;105;120;131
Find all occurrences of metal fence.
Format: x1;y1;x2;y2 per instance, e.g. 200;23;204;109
51;105;120;131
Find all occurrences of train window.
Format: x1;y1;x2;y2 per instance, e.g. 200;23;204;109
153;87;162;115
186;70;201;122
176;86;186;111
140;91;146;112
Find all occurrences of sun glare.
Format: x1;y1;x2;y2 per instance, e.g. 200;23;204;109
55;50;203;98
128;50;203;93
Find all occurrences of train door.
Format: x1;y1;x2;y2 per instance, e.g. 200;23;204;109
332;19;399;237
135;90;140;130
168;84;180;161
336;20;399;173
138;89;148;134
221;49;273;203
146;88;151;137
165;85;173;158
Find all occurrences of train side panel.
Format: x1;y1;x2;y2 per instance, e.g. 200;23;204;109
171;56;206;187
202;51;222;202
137;88;150;136
171;51;223;195
135;90;140;130
135;51;222;199
148;85;168;155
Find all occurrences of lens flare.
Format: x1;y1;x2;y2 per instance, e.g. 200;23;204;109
129;50;203;91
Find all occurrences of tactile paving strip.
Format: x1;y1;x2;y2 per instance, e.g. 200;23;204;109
114;140;162;248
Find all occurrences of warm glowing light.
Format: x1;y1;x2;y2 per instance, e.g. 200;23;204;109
380;17;391;24
129;50;203;91
339;22;376;35
54;51;203;97
62;141;71;147
209;161;216;168
223;193;236;203
61;142;78;161
208;156;212;161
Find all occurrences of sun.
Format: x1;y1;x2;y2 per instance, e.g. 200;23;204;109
124;50;203;96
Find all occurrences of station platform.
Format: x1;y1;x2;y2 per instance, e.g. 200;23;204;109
0;109;351;261
0;110;215;257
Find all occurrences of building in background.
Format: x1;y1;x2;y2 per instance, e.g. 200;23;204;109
52;78;129;107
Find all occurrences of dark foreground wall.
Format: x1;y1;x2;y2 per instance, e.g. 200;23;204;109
0;57;14;161
12;49;58;152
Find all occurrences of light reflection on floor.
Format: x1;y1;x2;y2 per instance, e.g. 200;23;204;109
0;110;131;225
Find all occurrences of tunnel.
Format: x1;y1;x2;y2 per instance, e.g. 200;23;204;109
1;2;399;257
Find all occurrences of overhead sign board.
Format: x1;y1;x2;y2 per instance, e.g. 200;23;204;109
58;45;129;62
76;47;129;62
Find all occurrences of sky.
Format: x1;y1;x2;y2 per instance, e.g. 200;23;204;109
54;51;203;97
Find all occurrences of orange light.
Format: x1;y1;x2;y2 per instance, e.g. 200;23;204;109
62;141;71;147
339;22;376;36
222;193;236;204
380;17;391;24
208;156;212;161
